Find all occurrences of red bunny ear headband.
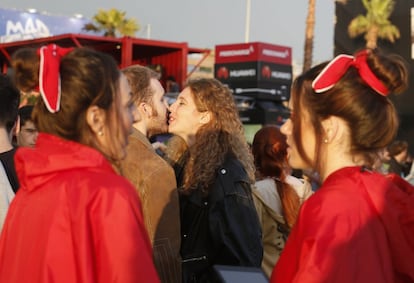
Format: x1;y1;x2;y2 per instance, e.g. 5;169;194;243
312;50;389;96
37;44;74;113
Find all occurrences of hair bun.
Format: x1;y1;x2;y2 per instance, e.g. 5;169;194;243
368;49;408;95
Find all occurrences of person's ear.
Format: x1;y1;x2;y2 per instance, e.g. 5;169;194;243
321;116;343;143
131;103;140;123
14;116;20;135
86;105;106;136
271;142;282;155
321;116;336;143
139;102;153;118
200;111;211;124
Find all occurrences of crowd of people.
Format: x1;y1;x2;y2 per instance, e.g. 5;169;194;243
0;44;413;283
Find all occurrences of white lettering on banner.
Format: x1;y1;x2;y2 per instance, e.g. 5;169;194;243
271;71;291;80
2;19;51;43
5;21;24;34
262;49;290;58
229;69;256;77
219;45;254;57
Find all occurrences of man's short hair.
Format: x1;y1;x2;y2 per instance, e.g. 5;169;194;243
122;65;160;105
0;74;20;133
18;105;34;128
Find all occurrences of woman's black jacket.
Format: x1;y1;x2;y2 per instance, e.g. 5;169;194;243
178;156;263;283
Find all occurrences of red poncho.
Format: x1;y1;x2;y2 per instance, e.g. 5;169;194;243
271;166;414;283
0;133;160;283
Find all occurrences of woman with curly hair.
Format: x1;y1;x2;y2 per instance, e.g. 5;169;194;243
167;78;263;283
251;125;312;278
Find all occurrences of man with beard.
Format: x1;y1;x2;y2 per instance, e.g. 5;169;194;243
121;66;181;283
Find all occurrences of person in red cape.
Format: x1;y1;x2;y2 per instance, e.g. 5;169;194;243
270;48;414;283
0;45;160;283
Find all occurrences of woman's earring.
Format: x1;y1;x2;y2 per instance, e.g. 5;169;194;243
98;131;104;136
324;138;328;143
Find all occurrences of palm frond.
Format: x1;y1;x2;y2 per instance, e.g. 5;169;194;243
348;0;399;47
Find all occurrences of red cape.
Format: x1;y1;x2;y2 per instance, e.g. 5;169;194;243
0;134;160;282
271;167;414;283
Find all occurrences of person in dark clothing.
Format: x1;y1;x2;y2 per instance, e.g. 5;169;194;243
166;78;263;283
0;74;20;192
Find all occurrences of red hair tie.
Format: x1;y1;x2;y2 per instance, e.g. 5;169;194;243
312;50;389;96
37;44;74;113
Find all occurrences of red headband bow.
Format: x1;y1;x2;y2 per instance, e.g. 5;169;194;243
37;44;74;113
312;50;389;96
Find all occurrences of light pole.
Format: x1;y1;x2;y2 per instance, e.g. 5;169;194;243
245;0;251;43
146;24;151;39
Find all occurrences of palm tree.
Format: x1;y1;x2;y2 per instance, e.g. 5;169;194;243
83;8;140;37
303;0;316;72
348;0;399;49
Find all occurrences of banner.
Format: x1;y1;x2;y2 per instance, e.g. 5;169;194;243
0;8;92;43
215;42;291;65
215;61;292;84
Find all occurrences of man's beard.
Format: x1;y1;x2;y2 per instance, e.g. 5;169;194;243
147;110;168;138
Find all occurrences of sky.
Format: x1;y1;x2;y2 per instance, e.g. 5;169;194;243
1;0;335;65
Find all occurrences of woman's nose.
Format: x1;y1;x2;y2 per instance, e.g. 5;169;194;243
280;119;291;136
168;101;176;112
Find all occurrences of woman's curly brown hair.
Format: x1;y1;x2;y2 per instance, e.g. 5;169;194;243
166;78;255;195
